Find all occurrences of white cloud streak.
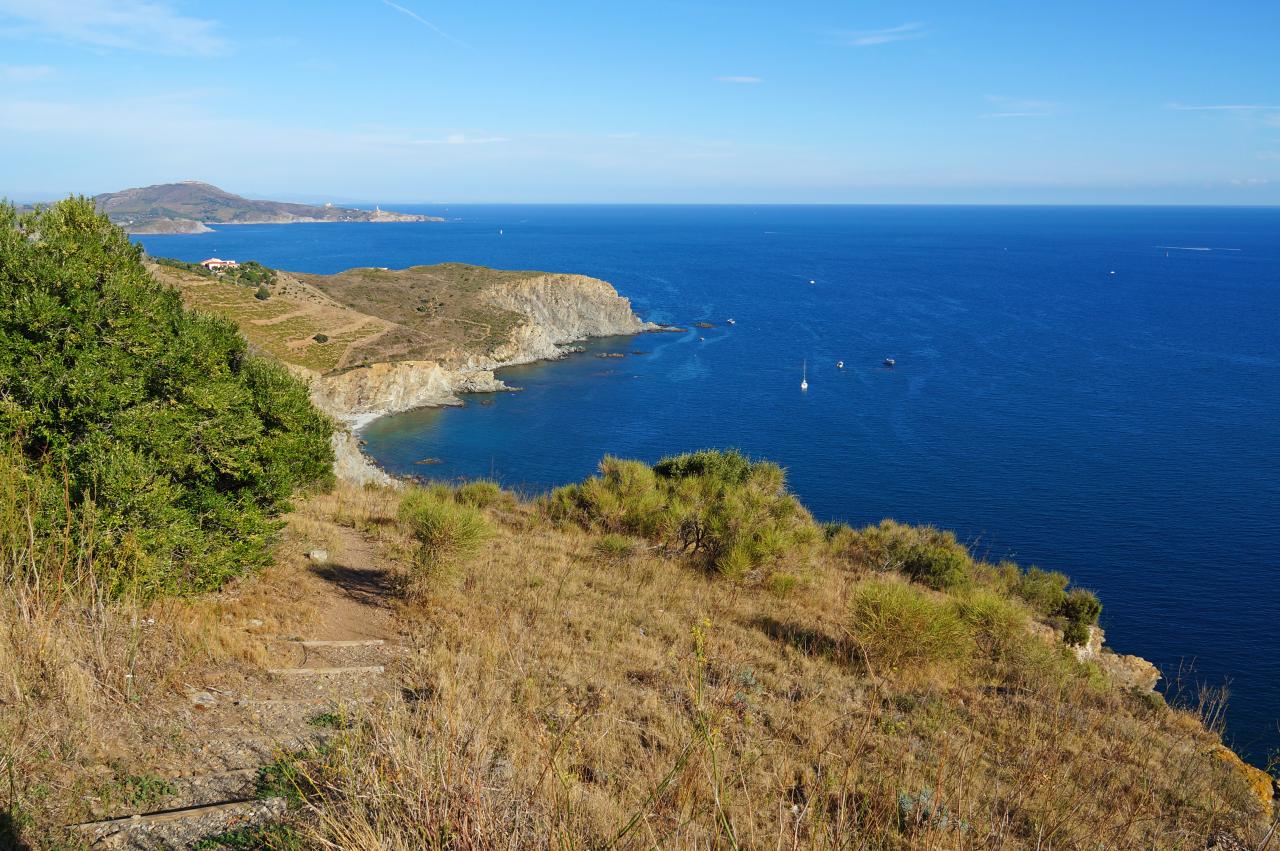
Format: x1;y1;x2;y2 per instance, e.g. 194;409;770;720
715;75;763;84
842;22;928;47
1166;103;1280;111
380;0;468;48
0;0;226;55
981;95;1056;118
0;64;54;82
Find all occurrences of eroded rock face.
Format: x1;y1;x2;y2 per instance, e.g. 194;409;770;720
483;273;657;363
310;273;653;427
1074;625;1161;692
311;360;504;425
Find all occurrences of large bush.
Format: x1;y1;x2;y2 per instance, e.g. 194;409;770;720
0;198;333;595
545;450;819;581
839;520;975;590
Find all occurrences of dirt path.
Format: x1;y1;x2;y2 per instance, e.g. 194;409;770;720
72;522;405;849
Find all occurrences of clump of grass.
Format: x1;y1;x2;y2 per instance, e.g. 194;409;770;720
593;532;635;562
308;711;348;730
195;822;303;850
848;578;974;673
953;587;1030;660
396;487;490;594
454;479;507;509
256;753;318;809
107;772;176;810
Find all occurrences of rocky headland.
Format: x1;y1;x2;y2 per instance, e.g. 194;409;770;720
150;260;657;485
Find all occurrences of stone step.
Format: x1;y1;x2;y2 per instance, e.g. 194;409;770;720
72;796;286;849
292;638;385;648
268;664;384;676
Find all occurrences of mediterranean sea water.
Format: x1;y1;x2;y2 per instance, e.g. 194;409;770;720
135;205;1280;763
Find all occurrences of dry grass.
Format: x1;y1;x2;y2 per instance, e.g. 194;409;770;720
2;475;1270;848
290;484;1272;850
0;491;321;845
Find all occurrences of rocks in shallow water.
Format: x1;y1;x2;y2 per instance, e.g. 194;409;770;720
415;457;443;465
694;321;715;328
595;352;626;359
307;549;329;564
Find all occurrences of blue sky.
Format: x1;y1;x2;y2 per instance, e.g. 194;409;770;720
2;0;1279;203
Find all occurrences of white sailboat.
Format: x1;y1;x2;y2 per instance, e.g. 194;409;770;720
800;360;809;391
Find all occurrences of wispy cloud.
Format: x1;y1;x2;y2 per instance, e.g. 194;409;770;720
1259;152;1280;161
411;133;509;145
715;75;763;84
351;129;510;146
380;0;468;48
841;22;928;47
0;64;54;82
1166;102;1280;111
0;0;226;55
981;95;1056;118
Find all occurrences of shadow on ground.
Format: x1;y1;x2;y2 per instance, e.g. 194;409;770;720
1;811;31;851
310;562;395;607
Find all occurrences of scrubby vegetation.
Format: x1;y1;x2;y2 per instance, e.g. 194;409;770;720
154;255;278;288
0;199;333;596
280;476;1272;849
545;450;821;582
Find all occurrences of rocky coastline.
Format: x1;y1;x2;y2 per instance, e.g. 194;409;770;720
312;273;658;486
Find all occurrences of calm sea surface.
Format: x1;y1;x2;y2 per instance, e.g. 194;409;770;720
136;205;1280;762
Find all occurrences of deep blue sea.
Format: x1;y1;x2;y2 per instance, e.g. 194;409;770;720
136;205;1280;763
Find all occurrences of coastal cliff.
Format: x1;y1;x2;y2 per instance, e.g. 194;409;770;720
307;272;654;426
151;260;656;485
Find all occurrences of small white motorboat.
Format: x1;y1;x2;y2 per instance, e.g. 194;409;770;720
801;360;809;391
836;360;844;369
727;318;736;325
883;357;896;368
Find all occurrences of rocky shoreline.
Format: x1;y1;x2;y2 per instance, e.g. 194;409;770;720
313;273;659;486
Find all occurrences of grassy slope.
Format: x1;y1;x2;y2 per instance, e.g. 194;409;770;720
3;475;1272;848
297;481;1270;849
152;261;540;372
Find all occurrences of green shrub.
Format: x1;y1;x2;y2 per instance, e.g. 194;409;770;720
545;450;819;583
900;539;972;590
313;333;329;344
454;479;505;509
848;579;974;672
1061;620;1091;647
1058;588;1102;626
397;487;490;590
653;448;752;483
254;284;270;300
836;520;973;589
1011;566;1069;615
0;199;333;596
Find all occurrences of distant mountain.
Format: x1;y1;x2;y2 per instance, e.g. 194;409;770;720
86;181;441;234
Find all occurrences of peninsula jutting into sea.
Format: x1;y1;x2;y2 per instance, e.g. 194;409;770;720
23;180;442;234
3;2;1278;848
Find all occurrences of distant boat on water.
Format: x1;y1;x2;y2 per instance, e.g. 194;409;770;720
800;360;809;391
883;357;896;368
836;360;844;369
727;318;736;325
